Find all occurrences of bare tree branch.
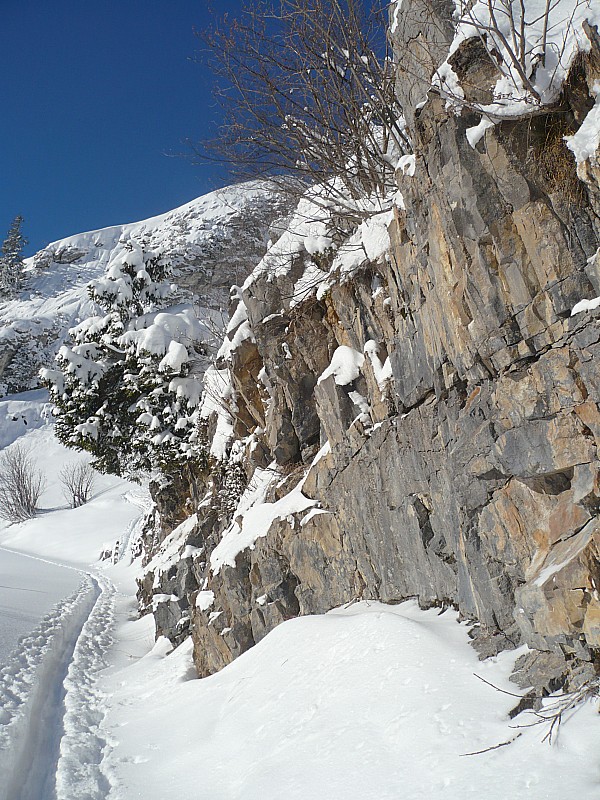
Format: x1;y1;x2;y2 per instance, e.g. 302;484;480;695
192;0;408;209
0;445;45;523
60;461;96;508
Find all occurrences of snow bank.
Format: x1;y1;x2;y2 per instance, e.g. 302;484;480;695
100;600;600;800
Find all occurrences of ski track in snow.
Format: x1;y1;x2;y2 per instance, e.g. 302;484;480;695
55;574;115;800
0;494;149;800
0;572;98;800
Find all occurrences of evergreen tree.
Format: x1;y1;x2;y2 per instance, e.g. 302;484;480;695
41;238;207;478
0;215;27;298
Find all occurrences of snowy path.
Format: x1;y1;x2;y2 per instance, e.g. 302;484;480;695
0;566;98;800
0;497;147;800
0;392;149;799
54;574;116;800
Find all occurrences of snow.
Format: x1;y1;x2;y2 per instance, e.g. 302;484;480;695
168;376;203;407
120;306;203;357
299;507;331;527
432;0;600;137
0;389;147;800
566;81;600;166
318;345;365;386
390;0;402;35
99;600;600;800
55;572;116;799
290;262;329;309
217;291;255;363
312;440;331;462
0;548;81;668
0;389;53;449
241;182;395;318
144;514;199;587
0;181;277;400
364;340;393;392
243;194;325;288
348;390;371;419
210;467;314;574
303;234;334;255
396;153;416;176
358;210;394;262
433;61;465;110
571;295;600;315
466;116;495;148
158;340;189;372
199;365;235;459
0;574;101;800
0;431;139;567
0;387;599;799
195;590;215;611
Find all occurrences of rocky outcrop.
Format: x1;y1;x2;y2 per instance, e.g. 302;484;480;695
142;7;600;694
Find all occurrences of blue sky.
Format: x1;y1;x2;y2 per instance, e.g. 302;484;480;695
1;1;242;254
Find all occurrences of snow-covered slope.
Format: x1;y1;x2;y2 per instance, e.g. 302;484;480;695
102;601;600;800
0;182;288;395
0;388;145;799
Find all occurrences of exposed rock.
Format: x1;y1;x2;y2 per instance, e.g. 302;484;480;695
141;7;600;698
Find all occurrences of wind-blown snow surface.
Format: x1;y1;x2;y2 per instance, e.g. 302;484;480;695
0;549;81;668
1;393;599;799
101;602;600;800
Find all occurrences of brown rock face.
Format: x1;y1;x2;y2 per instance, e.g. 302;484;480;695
145;7;600;692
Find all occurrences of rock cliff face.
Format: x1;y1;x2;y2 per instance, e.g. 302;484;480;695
141;5;600;693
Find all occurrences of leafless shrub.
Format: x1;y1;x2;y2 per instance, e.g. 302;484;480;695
465;671;600;752
60;461;96;508
513;678;600;744
0;444;46;523
194;0;409;210
430;0;590;115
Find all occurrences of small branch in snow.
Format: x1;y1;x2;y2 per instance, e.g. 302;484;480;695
473;672;524;698
459;732;522;756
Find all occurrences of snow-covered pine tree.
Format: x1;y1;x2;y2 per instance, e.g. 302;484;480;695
41;238;208;478
0;215;27;298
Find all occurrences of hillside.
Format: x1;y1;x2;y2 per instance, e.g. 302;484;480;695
0;182;288;396
138;0;600;702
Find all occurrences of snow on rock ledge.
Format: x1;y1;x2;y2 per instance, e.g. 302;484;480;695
210;467;314;574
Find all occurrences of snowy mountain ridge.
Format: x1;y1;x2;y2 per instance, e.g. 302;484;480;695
0;182;288;396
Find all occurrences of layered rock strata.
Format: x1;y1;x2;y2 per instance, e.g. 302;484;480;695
141;6;600;692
